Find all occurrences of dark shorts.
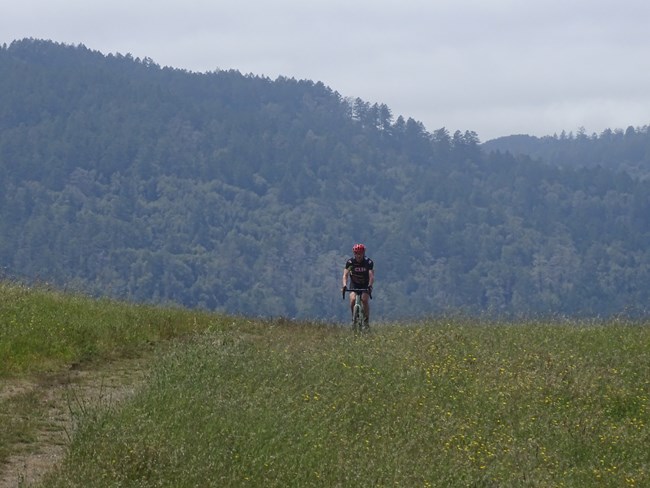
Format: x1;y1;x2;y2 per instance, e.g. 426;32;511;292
349;284;370;295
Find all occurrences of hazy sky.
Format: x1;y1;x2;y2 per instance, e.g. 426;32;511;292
3;0;650;140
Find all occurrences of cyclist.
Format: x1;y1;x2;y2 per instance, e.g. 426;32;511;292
342;243;375;328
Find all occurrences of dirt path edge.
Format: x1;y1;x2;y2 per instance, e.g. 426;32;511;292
0;358;147;487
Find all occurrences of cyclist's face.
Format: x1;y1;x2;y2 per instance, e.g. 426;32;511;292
354;251;364;261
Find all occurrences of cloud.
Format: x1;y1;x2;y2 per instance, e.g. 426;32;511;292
3;0;650;139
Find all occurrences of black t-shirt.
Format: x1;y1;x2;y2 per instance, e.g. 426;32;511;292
345;256;374;288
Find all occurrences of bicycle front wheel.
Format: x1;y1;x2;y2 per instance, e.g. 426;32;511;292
352;304;362;332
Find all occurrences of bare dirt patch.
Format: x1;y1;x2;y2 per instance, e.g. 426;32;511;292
0;358;147;487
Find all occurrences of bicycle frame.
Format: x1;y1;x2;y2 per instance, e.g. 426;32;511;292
342;287;371;332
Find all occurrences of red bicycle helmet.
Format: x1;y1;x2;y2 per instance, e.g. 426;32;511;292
353;243;366;254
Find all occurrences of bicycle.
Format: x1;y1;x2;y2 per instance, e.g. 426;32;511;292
342;286;372;332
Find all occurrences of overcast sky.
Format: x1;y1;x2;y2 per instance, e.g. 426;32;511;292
3;0;650;141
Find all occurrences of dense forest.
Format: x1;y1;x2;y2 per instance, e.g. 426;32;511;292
483;129;650;180
2;39;650;321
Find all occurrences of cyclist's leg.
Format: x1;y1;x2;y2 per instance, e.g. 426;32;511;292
349;291;357;319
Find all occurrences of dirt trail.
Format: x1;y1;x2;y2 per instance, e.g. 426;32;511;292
0;359;147;487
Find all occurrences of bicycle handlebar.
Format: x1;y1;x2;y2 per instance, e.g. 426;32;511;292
342;286;372;300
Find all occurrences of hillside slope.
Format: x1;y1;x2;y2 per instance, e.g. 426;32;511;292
2;39;650;319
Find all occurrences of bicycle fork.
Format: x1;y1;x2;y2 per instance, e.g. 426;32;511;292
352;295;368;332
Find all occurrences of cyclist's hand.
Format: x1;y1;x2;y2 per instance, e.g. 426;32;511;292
341;285;347;299
368;285;373;299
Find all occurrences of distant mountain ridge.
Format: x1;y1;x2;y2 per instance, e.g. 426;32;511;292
482;127;650;180
2;39;650;320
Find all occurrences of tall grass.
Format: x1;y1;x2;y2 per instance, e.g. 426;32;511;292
41;317;650;487
1;281;229;469
0;281;221;376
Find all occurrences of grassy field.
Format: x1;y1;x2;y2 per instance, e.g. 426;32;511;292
2;282;650;486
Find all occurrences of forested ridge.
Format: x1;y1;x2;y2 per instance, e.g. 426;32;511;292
2;39;650;320
483;129;650;180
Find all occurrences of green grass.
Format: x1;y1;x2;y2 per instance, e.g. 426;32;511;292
2;282;650;486
0;281;220;376
0;388;43;464
45;321;650;486
0;280;226;470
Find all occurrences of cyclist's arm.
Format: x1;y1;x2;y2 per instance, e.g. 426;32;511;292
368;269;374;289
342;267;350;288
